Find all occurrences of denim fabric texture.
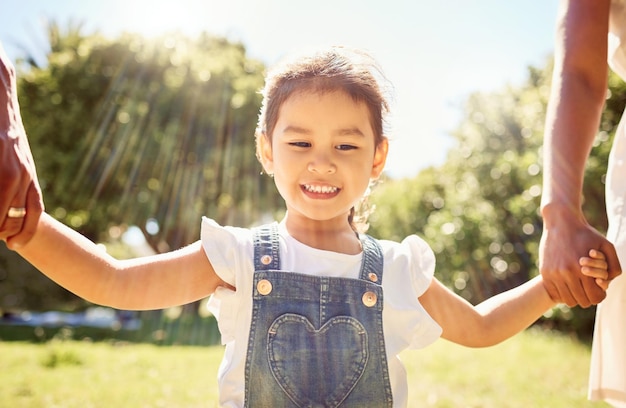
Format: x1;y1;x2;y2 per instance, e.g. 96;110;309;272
244;223;393;407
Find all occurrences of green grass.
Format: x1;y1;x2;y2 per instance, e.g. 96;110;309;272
0;328;610;407
403;328;609;407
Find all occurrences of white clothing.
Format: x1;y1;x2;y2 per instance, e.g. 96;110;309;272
200;217;442;408
609;0;626;79
589;1;626;406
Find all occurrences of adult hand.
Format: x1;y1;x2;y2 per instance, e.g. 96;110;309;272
540;214;621;308
0;42;43;248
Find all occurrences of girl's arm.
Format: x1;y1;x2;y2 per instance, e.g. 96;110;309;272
16;213;228;310
419;250;608;347
420;276;553;347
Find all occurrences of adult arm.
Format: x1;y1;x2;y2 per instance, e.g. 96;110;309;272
16;213;229;310
540;0;621;307
0;42;44;247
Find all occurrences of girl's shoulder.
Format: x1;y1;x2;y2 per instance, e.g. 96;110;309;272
200;217;257;287
376;233;431;250
376;234;435;268
376;234;436;298
201;216;254;240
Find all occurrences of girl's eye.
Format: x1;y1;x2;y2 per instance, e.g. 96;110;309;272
336;144;357;151
289;141;311;148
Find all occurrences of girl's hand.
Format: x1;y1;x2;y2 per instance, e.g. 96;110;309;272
580;249;610;291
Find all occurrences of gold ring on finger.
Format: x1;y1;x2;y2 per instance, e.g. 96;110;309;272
7;207;27;218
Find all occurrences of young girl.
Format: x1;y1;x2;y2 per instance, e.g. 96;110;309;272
11;46;608;407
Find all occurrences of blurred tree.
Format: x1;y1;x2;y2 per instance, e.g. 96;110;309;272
1;22;284;313
371;63;552;301
18;22;282;252
369;61;625;338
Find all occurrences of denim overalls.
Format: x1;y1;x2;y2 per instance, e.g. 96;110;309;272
244;223;393;407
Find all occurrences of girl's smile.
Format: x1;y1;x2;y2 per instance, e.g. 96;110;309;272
301;183;340;197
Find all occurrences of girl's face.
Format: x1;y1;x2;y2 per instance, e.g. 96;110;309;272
258;90;388;227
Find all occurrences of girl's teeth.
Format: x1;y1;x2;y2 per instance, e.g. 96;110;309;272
304;184;338;193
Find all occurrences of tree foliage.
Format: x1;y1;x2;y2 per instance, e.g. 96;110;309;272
369;61;625;337
1;23;285;312
18;22;282;251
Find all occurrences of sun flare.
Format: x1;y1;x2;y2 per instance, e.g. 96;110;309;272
115;0;234;38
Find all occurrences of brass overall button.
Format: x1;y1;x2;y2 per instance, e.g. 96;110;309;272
257;279;273;295
362;291;377;307
260;255;273;265
368;272;378;283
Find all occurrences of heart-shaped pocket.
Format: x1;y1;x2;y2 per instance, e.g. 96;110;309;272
267;314;368;407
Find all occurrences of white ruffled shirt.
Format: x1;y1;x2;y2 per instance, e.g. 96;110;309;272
200;217;442;407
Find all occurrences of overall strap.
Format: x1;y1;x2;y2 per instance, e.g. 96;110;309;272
253;223;281;271
358;234;385;285
253;224;383;283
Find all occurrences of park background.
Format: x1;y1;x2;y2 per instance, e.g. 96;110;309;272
0;1;622;406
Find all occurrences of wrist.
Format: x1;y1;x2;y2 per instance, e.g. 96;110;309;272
540;201;585;229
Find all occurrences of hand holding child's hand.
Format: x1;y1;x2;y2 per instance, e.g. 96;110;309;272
580;249;610;291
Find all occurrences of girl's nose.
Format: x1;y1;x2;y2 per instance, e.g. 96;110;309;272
307;154;336;174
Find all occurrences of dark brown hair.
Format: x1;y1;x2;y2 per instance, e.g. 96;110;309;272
256;46;390;147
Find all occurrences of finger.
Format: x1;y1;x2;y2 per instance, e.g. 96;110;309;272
600;241;622;281
0;167;32;241
595;278;609;291
0;174;30;242
0;169;21;235
0;203;28;243
579;255;608;266
554;280;579;308
0;157;31;240
565;275;596;308
579;257;608;270
581;266;609;280
542;278;562;303
6;182;43;248
1;212;26;243
581;276;606;305
588;249;606;260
